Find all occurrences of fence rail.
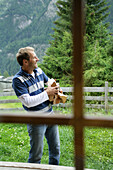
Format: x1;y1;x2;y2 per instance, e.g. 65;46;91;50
0;81;112;112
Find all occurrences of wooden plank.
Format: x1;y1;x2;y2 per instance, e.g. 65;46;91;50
84;96;104;101
105;81;108;112
62;86;109;93
72;0;84;169
84;96;113;102
0;96;112;103
0;92;15;96
53;103;73;108
0;108;23;111
109;87;113;92
1;86;111;94
108;97;113;101
0;80;12;83
0;99;20;103
0;112;74;125
0;161;95;170
85;104;113;109
1;112;113;129
0;84;112;95
61;87;73;92
83;116;113;128
3;89;13;92
83;87;104;92
0;161;75;170
85;104;105;108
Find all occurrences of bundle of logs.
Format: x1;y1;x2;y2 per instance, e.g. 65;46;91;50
47;78;67;105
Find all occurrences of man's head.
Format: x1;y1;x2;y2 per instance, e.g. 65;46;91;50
16;47;39;74
16;47;34;66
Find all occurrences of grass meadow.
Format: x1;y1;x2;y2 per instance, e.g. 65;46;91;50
0;96;113;169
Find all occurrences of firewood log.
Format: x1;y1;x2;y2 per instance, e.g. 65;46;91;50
47;79;67;104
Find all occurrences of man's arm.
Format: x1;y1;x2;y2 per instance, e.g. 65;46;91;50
19;86;58;108
13;77;58;108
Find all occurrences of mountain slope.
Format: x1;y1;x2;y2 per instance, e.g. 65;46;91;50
0;0;57;75
106;0;113;33
0;0;112;76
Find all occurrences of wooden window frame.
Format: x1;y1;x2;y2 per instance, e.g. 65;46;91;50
0;1;113;169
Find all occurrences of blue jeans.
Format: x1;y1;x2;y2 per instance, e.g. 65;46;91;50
27;124;60;165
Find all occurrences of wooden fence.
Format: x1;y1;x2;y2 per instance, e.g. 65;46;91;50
84;81;113;112
0;81;112;112
62;81;113;112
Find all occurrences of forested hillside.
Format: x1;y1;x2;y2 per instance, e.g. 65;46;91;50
106;0;113;33
0;0;113;83
40;0;113;87
0;0;57;75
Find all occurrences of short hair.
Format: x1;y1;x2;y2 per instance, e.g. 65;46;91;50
16;47;34;66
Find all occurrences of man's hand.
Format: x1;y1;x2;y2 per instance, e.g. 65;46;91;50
45;86;59;96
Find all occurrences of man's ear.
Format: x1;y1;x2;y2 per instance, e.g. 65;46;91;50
23;59;28;65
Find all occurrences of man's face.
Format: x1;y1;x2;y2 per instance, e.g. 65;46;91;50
28;51;39;70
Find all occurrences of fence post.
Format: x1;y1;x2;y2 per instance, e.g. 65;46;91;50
105;81;108;113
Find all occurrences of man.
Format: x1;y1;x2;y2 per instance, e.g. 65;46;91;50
12;47;60;165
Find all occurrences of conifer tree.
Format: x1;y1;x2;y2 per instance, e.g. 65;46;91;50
40;0;111;86
40;0;73;86
84;0;111;86
85;0;110;46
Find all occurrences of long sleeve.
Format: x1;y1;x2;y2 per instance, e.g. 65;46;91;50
19;91;49;108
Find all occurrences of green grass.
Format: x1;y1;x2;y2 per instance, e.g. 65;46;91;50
0;96;22;108
0;96;113;169
0;124;29;162
85;127;113;169
0;123;74;166
0;123;113;169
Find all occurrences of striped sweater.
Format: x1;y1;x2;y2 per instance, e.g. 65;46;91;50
12;67;52;113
